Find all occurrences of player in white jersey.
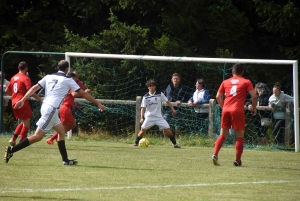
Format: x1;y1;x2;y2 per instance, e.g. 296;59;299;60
132;79;181;148
4;60;107;165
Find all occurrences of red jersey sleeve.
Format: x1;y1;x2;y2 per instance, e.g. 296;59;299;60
76;80;85;90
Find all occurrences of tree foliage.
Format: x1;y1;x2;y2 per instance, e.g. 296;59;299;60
0;0;298;85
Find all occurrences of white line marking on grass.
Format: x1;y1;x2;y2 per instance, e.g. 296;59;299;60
1;180;300;193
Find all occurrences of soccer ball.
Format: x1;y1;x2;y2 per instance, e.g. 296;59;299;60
138;138;149;147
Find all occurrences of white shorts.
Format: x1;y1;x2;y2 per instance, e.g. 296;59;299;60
141;117;170;130
36;103;61;132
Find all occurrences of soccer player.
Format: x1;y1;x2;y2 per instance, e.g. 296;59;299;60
71;71;90;134
5;61;42;145
132;79;181;148
4;60;107;165
72;71;90;92
212;64;257;166
46;72;77;145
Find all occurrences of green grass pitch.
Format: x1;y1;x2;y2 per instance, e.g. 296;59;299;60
0;136;299;201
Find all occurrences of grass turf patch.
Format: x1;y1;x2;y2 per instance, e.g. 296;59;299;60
0;136;299;201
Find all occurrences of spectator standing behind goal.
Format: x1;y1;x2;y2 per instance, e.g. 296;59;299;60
0;71;10;133
4;60;107;165
132;79;181;148
188;78;210;134
163;73;189;138
268;82;293;144
245;82;272;145
212;64;257;166
5;62;42;145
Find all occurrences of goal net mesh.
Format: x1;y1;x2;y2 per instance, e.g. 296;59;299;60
2;55;296;150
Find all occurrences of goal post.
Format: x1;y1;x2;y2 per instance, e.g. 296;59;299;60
65;52;299;152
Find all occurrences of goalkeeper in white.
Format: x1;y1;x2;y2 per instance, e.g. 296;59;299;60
132;79;181;148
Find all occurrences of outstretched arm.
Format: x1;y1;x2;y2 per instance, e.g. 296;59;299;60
76;89;107;111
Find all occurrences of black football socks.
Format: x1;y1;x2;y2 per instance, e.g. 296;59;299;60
135;136;142;145
57;140;68;161
10;138;30;153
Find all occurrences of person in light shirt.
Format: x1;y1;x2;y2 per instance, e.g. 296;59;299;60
188;78;210;134
132;79;181;148
268;82;293;144
46;72;78;145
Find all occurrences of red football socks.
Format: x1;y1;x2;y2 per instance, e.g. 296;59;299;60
235;138;244;163
12;123;23;141
19;127;29;142
213;135;225;156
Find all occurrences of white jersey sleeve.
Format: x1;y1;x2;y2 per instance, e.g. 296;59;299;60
161;92;168;102
141;96;147;108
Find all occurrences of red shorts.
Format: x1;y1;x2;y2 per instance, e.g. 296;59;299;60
59;105;74;125
13;101;32;120
221;110;245;130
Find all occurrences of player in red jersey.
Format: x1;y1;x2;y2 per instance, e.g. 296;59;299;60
5;61;42;145
212;64;257;166
46;72;78;145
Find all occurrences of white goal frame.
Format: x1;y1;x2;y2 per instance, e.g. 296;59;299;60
65;52;299;152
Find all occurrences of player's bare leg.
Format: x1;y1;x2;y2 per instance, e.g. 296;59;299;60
47;120;76;145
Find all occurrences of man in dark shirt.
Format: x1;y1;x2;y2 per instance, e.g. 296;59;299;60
164;73;189;137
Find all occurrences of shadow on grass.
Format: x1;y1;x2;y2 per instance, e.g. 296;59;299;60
0;195;79;200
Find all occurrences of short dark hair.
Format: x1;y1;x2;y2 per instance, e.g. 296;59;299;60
255;82;270;94
57;60;69;71
18;61;28;70
273;82;281;90
172;73;180;78
232;63;244;75
146;79;157;87
196;78;205;87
